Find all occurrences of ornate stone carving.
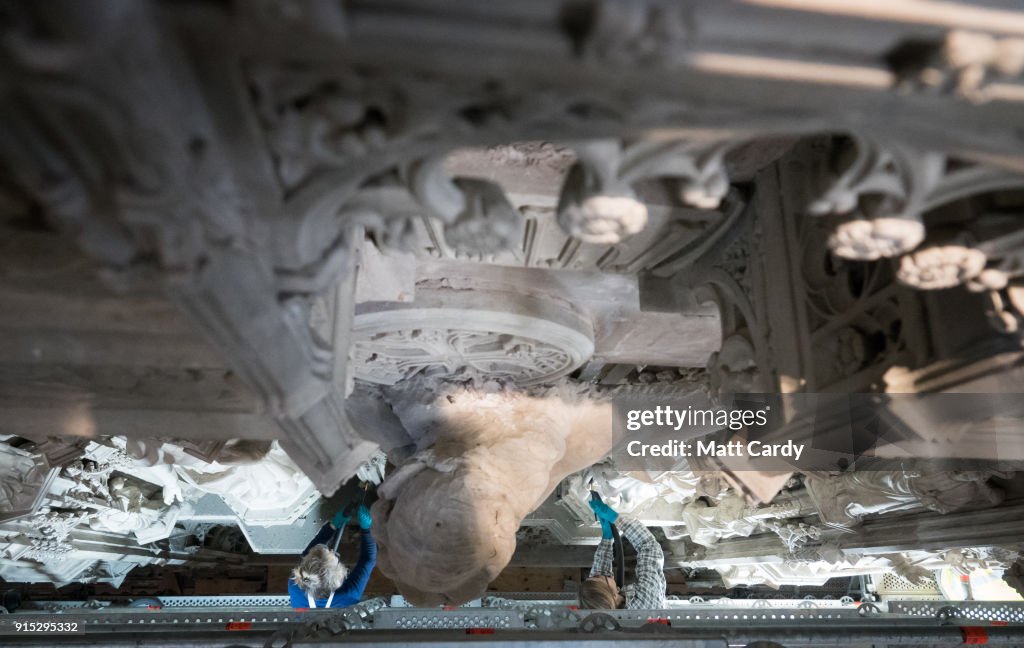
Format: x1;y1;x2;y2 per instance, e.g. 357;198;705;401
352;291;594;387
804;470;1006;528
556;161;649;244
762;520;824;553
0;444;53;521
707;334;759;396
892;30;1024;103
440;179;523;255
555;138;733;245
353;329;579;386
826;216;926;262
897;241;988;290
882;166;1024;291
560;0;692;65
7;2;1024;598
681;495;759;548
809;137;944;261
795;194;919;390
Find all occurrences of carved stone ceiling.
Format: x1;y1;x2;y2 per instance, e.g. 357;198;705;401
2;0;1024;597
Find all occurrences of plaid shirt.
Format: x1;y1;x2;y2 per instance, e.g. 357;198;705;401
589;515;667;609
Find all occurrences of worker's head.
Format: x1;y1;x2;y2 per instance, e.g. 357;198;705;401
578;575;624;609
291;544;348;600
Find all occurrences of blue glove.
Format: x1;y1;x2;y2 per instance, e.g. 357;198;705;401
599;518;614;540
357;504;372;530
589;499;619;524
330;509;350;529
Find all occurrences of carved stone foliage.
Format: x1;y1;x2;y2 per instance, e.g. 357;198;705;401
890;30;1024;103
560;0;692;65
555;138;731;245
897;238;988;290
412;168;523;257
750;139;930;393
806;137;1024;302
248;62;743;267
899;173;1024;294
808;136;944;262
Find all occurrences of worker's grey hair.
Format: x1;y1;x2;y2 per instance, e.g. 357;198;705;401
291;544;348;601
578;576;620;609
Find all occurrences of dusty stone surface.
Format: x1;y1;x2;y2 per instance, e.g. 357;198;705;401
371;384;611;605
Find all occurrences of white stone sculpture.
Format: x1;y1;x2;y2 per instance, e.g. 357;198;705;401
371;384;612;605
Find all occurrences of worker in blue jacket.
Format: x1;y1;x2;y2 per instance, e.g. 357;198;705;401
288;504;376;609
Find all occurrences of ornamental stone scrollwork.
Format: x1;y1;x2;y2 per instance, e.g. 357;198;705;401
683;198;773;398
409;157;524;256
556;138;732;245
352;290;594;387
248;66;397;193
883;163;1024;294
556;155;649;245
442;178;523;255
809;136;945;261
558;139;647;245
353;329;581;387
